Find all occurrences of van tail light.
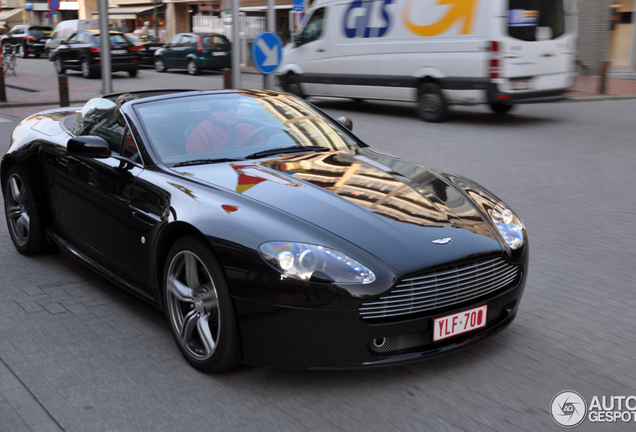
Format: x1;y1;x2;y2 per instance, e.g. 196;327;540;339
489;41;501;79
91;47;101;53
25;36;37;41
197;36;204;52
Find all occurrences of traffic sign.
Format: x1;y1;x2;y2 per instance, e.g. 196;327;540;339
251;31;283;75
48;0;60;11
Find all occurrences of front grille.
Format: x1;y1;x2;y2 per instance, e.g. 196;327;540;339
360;257;520;321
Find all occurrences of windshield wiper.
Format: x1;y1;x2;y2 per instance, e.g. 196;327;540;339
173;158;242;167
246;146;330;159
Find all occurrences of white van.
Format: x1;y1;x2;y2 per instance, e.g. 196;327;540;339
45;20;100;60
278;0;578;122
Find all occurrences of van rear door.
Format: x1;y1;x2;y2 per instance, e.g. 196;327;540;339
495;0;577;93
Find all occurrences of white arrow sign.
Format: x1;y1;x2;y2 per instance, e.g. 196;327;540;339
256;39;279;66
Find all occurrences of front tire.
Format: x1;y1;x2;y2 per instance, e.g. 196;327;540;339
3;166;47;255
416;82;448;123
163;237;241;372
154;57;167;72
281;74;305;98
187;59;200;75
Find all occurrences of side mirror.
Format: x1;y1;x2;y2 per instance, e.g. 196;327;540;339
68;136;111;158
336;116;353;131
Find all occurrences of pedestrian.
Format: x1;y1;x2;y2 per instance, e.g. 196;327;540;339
141;21;151;36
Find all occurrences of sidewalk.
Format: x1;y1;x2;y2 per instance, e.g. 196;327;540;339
1;69;636;120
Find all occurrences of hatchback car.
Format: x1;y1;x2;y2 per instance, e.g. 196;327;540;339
52;29;142;78
154;32;231;75
0;24;52;58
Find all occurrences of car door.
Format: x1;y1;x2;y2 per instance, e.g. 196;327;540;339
50;101;158;295
57;31;83;69
161;35;183;67
174;34;195;68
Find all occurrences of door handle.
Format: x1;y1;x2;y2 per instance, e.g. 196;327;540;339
58;157;68;167
316;48;326;52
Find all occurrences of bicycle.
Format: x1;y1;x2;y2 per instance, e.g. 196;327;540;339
1;43;18;75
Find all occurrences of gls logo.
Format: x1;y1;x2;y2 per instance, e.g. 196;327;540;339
343;0;394;38
343;0;478;39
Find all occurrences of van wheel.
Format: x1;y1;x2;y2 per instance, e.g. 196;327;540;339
417;83;448;123
490;103;514;115
282;74;305;98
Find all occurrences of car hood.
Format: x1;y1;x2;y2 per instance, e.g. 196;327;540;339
173;148;504;274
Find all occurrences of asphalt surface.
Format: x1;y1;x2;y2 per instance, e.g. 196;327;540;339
1;70;636;431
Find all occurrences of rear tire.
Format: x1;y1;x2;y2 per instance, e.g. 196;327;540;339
54;56;65;74
187;59;200;75
3;166;47;255
490;103;514;115
416;82;448;123
81;57;94;79
128;69;138;78
163;236;241;372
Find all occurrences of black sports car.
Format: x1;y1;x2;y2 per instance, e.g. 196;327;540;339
1;89;528;372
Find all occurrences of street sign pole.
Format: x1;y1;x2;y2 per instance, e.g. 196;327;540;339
231;0;241;88
97;0;112;94
265;0;275;90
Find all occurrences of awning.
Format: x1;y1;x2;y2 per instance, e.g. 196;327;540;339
0;8;23;26
92;5;165;20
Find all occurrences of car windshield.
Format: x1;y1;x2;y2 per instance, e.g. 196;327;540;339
133;93;361;166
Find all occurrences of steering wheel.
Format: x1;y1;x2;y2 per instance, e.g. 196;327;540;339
244;125;285;147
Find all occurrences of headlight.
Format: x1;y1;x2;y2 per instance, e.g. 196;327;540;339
259;242;376;284
490;202;526;250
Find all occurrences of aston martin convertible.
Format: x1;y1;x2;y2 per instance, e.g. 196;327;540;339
1;89;528;372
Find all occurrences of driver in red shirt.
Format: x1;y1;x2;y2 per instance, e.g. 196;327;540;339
186;99;264;154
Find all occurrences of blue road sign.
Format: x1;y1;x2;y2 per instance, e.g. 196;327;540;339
251;31;283;75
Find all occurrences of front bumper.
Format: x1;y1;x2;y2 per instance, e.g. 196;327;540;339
233;274;526;370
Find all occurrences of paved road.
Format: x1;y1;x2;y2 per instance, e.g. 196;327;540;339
1;87;636;430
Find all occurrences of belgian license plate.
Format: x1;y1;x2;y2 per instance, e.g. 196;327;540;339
512;80;530;90
212;52;226;56
112;50;127;55
433;305;488;342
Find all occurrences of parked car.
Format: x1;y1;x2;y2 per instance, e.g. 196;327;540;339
154;32;231;75
124;33;164;65
1;24;52;58
1;89;528;372
52;29;142;78
45;19;99;60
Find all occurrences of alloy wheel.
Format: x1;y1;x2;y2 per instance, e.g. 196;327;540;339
5;173;31;248
166;250;221;361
